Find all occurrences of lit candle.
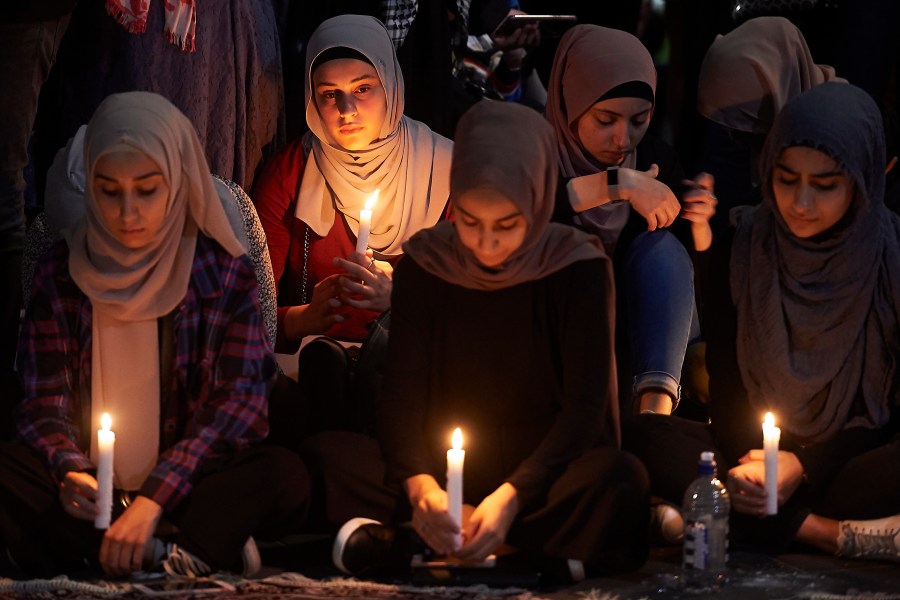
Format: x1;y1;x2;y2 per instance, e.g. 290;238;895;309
95;413;115;529
355;190;379;256
446;427;465;548
763;412;781;516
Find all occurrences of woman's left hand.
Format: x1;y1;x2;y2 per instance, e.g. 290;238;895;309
99;496;163;577
456;483;519;563
741;449;805;506
333;251;394;312
680;172;716;251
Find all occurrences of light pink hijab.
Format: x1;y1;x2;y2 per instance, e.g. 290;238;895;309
698;16;844;134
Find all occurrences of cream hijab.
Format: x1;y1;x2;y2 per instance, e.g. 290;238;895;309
296;14;452;257
544;24;658;246
404;100;607;291
698;16;844;134
67;91;245;490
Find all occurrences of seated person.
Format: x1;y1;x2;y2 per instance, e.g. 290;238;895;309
307;100;650;581
0;92;308;578
627;83;900;562
544;24;711;415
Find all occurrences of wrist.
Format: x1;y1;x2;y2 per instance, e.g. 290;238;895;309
606;167;621;201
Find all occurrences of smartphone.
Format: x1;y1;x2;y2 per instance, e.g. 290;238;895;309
133;578;235;596
493;14;577;37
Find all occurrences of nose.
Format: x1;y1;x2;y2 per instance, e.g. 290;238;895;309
611;121;630;149
120;193;139;220
794;184;815;212
336;93;357;119
478;228;499;253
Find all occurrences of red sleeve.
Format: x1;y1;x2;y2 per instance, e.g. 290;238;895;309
250;140;306;289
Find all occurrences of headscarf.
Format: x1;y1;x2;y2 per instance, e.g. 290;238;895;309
106;0;196;52
698;16;844;134
731;82;900;443
296;14;452;258
67;91;245;489
404;100;607;291
544;24;657;247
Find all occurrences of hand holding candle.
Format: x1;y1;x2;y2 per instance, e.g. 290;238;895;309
95;413;115;529
763;412;781;515
447;427;465;548
355;190;379;256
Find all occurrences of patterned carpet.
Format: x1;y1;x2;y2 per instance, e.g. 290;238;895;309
0;573;539;600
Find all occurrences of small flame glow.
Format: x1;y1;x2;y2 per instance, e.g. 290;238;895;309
365;189;380;211
763;412;775;428
101;413;112;432
452;427;463;450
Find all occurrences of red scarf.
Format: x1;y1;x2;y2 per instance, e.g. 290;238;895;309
106;0;197;52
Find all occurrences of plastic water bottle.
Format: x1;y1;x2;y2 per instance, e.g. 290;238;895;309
682;451;730;589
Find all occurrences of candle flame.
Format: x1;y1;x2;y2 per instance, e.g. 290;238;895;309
365;189;379;211
764;412;775;427
101;412;111;431
452;427;463;450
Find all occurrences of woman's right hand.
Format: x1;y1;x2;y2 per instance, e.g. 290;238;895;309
59;471;99;521
619;164;681;231
283;274;345;340
405;474;461;556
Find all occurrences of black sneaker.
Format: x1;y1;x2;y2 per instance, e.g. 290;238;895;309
332;518;413;578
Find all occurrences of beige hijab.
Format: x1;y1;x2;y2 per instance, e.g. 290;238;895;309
404;100;607;291
698;16;844;134
544;24;657;246
296;14;452;257
67;91;245;490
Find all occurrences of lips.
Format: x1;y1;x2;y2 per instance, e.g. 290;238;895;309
340;125;363;135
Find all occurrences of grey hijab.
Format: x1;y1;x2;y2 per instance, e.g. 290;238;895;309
731;82;900;443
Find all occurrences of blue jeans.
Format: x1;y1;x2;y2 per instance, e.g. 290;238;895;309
621;230;698;406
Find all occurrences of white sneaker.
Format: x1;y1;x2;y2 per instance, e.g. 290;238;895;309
837;515;900;562
162;543;213;578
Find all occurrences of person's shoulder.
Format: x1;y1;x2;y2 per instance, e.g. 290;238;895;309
193;234;256;291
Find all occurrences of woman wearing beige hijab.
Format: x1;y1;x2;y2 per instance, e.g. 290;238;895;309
3;92;308;579
695;16;844;232
318;101;649;581
545;24;714;416
251;14;452;354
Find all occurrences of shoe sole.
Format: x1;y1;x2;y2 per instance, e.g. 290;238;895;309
332;517;381;575
242;537;262;578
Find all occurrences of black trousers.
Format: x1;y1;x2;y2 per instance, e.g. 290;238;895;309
622;413;900;552
301;431;650;573
0;442;310;576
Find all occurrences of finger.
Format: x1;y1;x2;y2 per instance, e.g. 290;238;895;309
342;297;375;311
746;449;765;461
645;213;658;231
645;163;660;179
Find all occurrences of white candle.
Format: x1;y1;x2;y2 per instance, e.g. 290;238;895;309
763;412;781;516
95;412;115;529
446;427;465;548
355;190;379;256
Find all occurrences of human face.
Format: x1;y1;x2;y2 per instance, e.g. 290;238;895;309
772;146;854;238
92;150;170;249
453;189;528;268
313;57;387;151
574;97;652;167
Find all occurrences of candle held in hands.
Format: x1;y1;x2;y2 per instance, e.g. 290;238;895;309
95;413;115;529
447;427;465;548
355;190;379;256
763;412;781;515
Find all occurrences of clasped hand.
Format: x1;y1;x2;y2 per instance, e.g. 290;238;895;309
333;250;393;313
726;449;804;517
59;472;163;576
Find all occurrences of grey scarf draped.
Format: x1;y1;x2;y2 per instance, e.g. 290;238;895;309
731;82;900;443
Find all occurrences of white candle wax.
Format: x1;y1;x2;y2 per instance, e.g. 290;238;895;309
446;427;465;548
95;412;115;529
763;412;781;516
355;190;379;256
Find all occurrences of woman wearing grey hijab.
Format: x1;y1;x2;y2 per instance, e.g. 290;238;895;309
628;83;900;561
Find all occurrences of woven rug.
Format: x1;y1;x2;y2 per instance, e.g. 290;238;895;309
0;572;541;599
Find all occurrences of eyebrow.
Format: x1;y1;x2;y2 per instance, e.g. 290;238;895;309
592;108;651;118
456;205;522;222
94;171;163;182
774;163;844;178
315;74;378;88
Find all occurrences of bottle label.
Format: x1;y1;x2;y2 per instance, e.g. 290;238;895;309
683;516;710;570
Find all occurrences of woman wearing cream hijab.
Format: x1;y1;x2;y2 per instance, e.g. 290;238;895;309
3;92;308;579
252;14;452;353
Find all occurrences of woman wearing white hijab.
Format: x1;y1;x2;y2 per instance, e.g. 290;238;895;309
2;92;308;578
251;14;452;354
